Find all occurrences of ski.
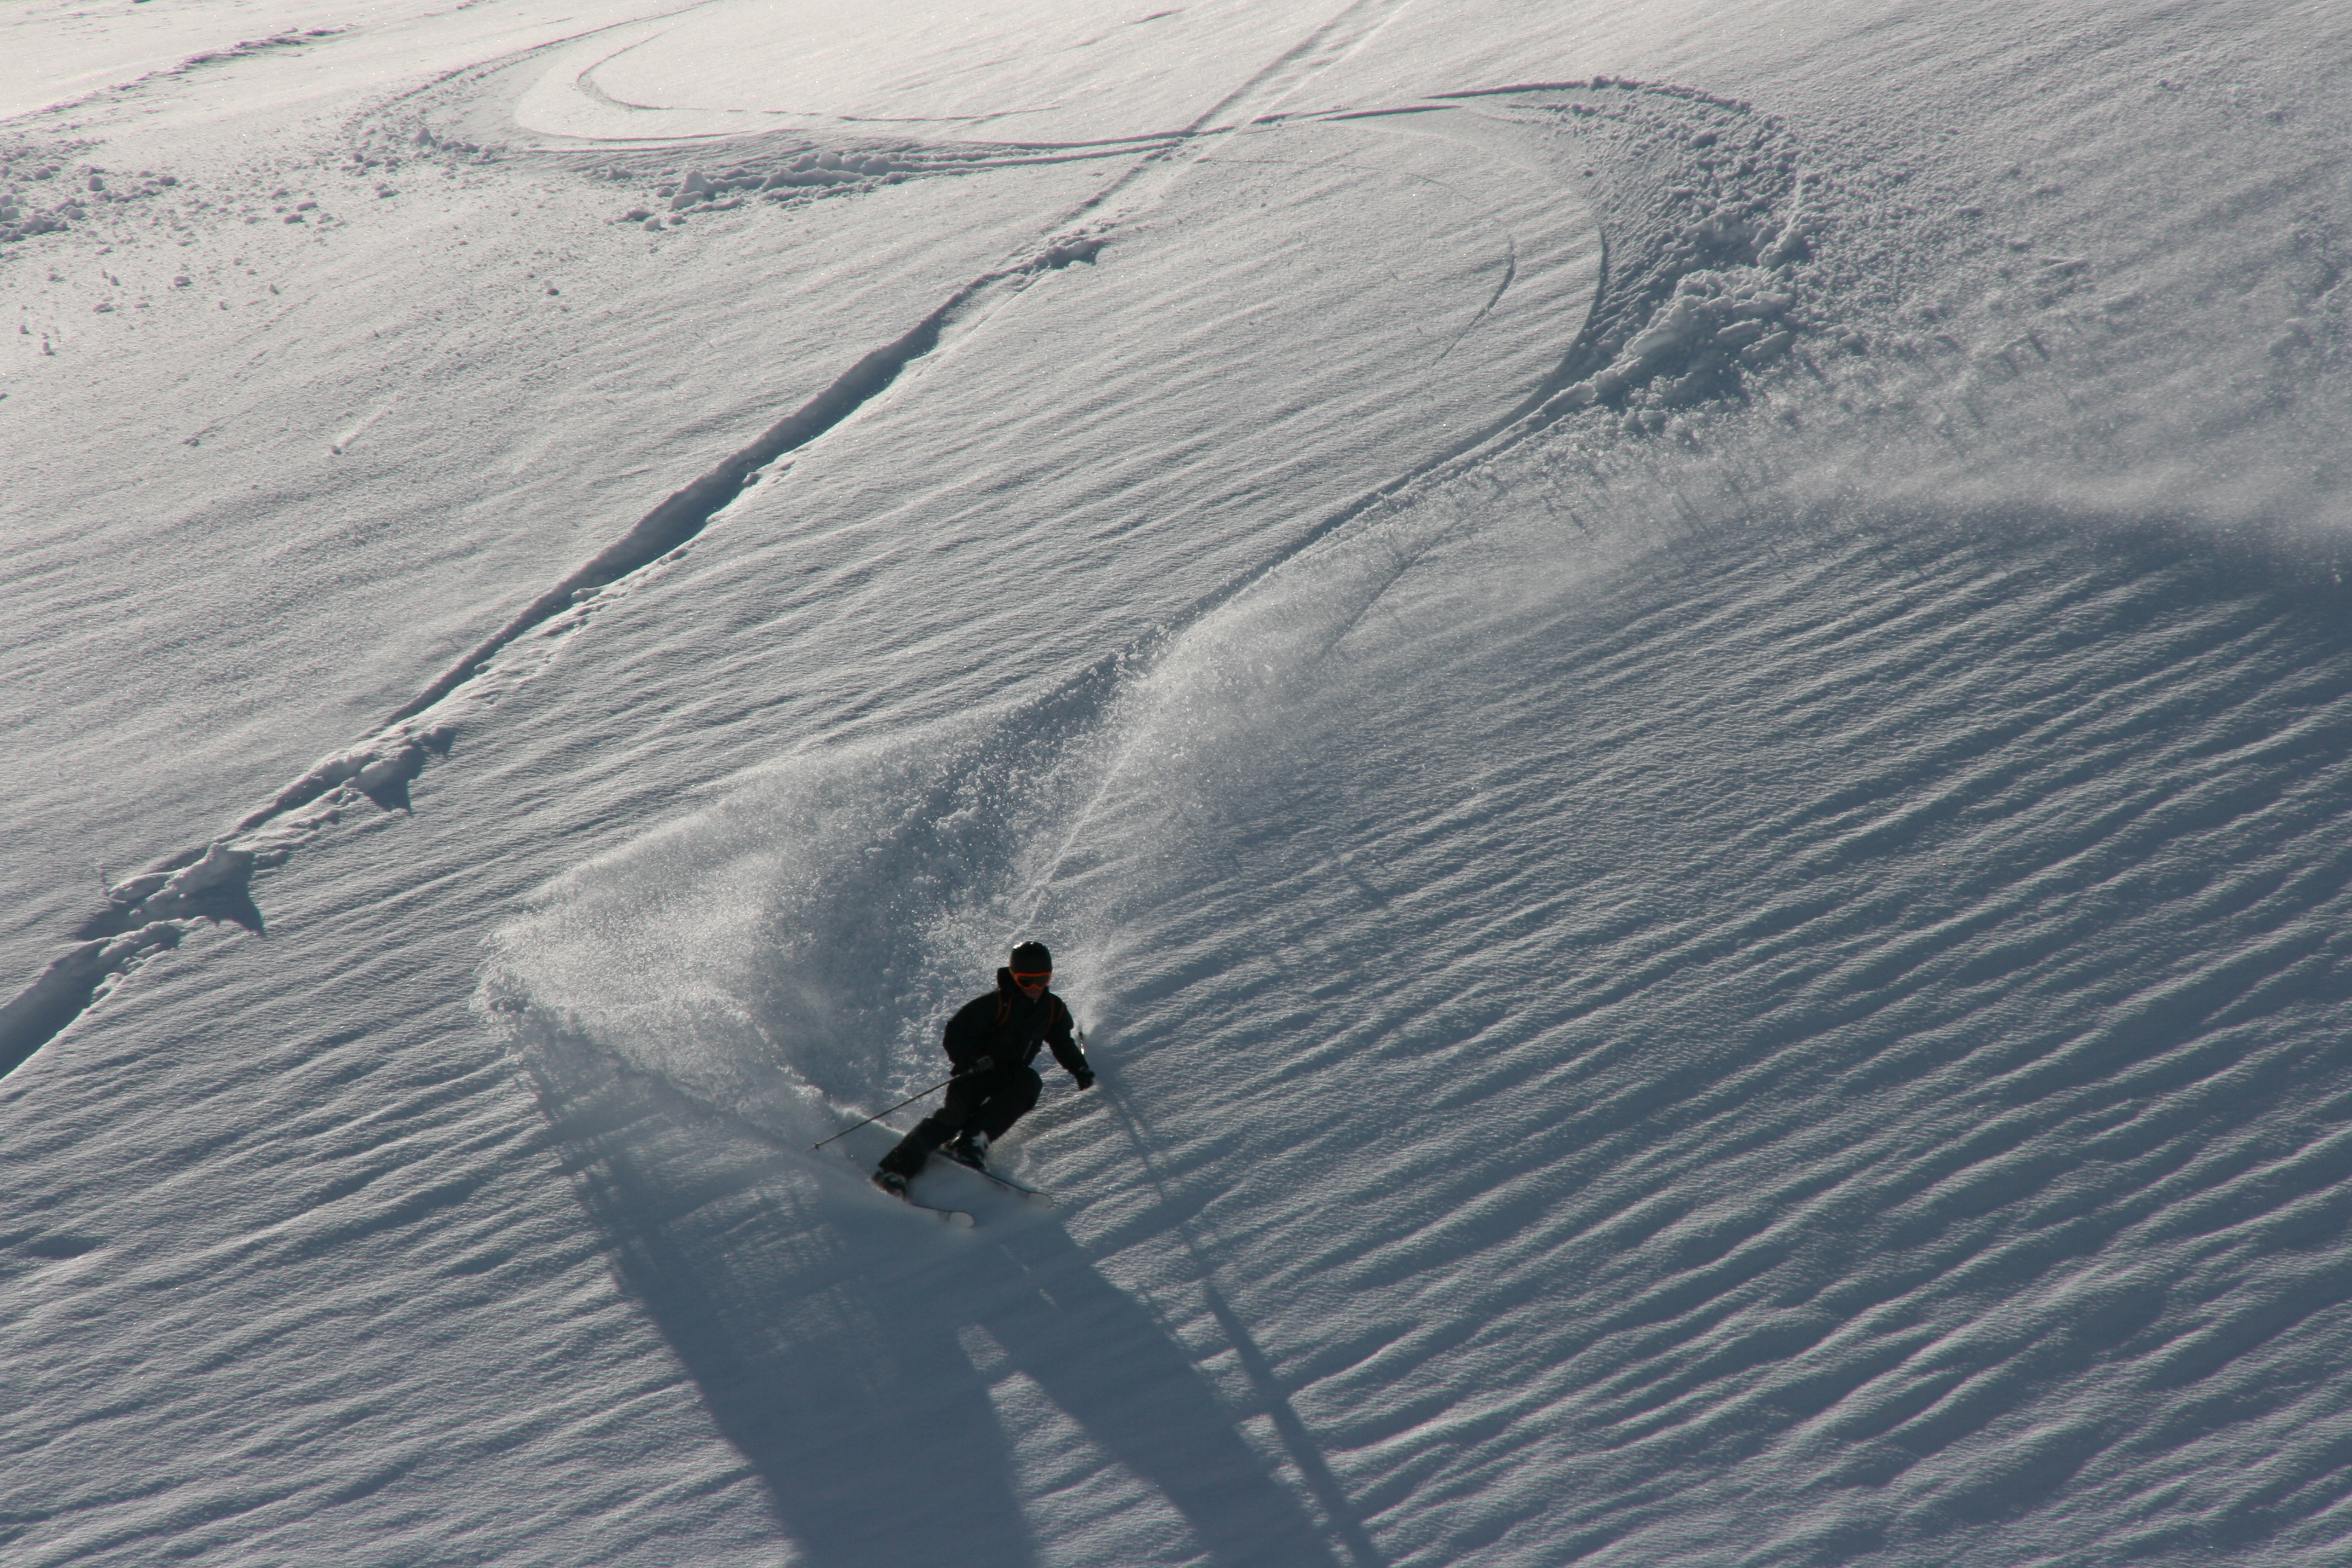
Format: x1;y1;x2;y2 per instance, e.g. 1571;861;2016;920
882;1180;976;1229
844;1149;975;1227
941;1155;1057;1206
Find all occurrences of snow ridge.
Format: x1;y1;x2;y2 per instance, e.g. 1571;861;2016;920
353;220;1111;736
0;231;1111;1075
0;925;181;1080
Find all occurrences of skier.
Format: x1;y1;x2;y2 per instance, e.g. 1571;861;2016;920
874;941;1094;1198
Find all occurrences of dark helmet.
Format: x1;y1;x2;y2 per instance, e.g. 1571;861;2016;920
1008;941;1053;976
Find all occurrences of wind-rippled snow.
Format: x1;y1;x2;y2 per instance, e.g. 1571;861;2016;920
6;2;2352;1566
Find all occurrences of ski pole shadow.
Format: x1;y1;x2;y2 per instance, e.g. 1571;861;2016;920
517;1030;1342;1568
1097;1080;1390;1568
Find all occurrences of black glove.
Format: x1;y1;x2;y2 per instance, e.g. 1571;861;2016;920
968;1056;993;1071
1073;1067;1096;1090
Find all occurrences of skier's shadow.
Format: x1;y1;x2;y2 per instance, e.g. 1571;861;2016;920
527;1040;1342;1568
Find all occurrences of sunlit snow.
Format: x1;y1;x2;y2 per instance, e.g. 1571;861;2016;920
5;2;2352;1565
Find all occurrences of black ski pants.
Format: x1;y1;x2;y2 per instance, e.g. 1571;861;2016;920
879;1062;1040;1176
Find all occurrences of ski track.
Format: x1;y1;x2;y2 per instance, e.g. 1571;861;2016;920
9;2;2352;1565
2;76;1808;1070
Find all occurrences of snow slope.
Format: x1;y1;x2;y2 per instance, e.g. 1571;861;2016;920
7;1;2352;1564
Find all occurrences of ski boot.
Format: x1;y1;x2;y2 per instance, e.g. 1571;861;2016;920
942;1131;991;1171
872;1168;910;1200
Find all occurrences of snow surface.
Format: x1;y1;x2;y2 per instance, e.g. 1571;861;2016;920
7;1;2352;1564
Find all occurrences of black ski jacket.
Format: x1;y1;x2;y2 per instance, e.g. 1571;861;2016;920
944;969;1089;1079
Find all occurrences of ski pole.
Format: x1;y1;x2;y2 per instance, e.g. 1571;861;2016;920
811;1058;991;1151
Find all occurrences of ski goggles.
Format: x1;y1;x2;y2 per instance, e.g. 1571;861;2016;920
1010;970;1051;985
